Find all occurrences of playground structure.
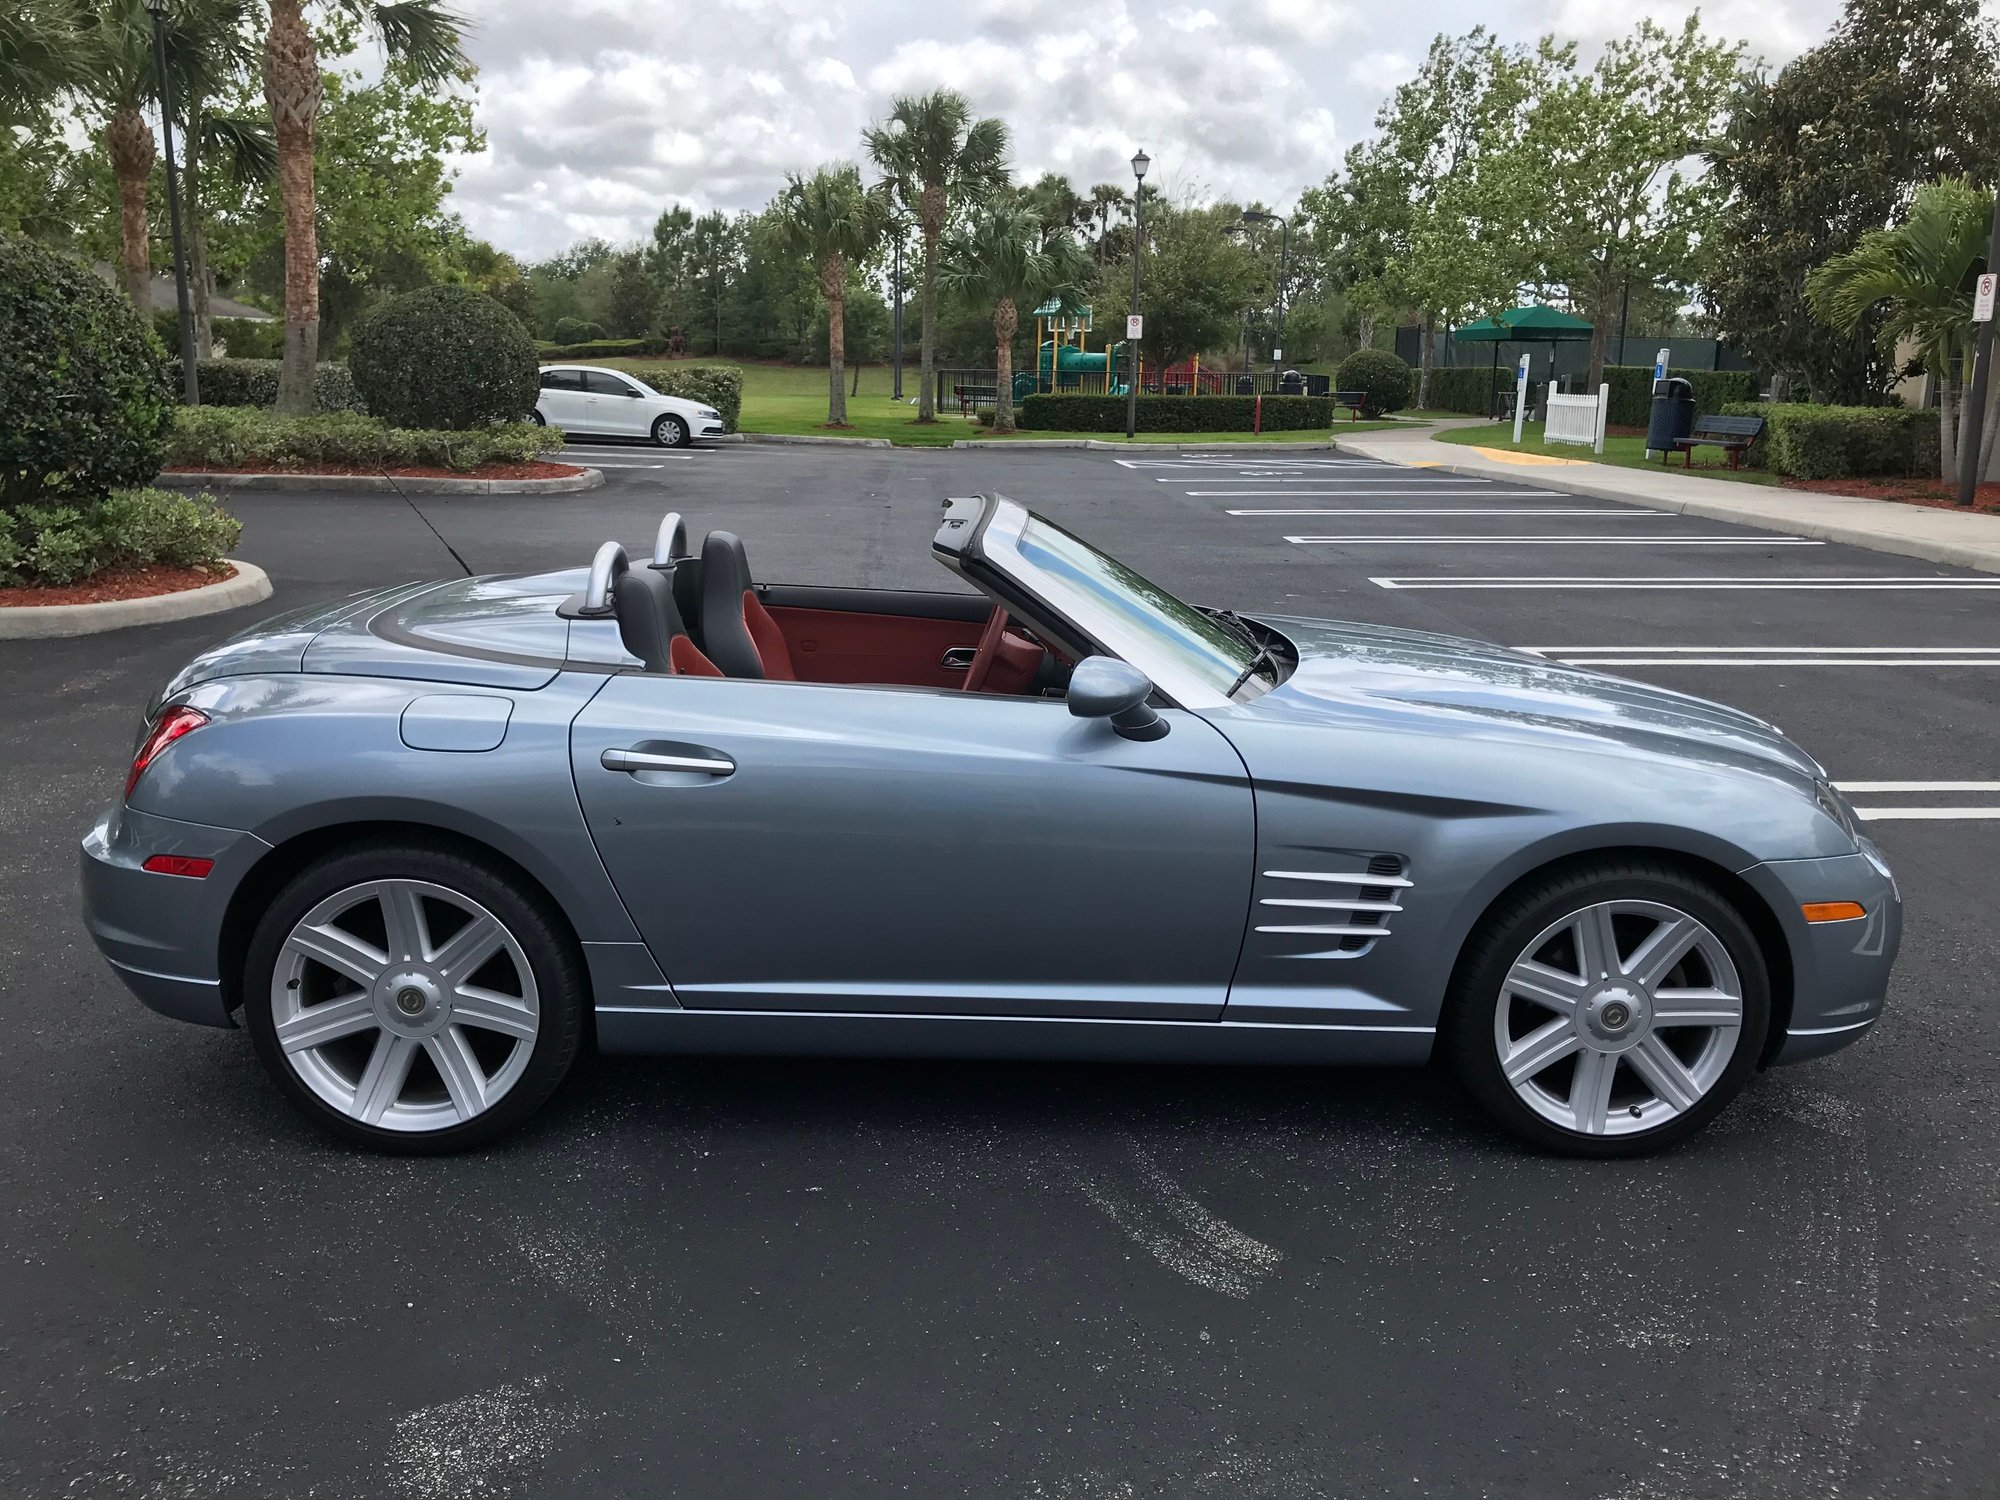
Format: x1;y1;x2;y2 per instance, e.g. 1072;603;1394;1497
1011;301;1129;399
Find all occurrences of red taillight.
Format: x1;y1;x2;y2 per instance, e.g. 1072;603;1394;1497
142;854;214;878
126;706;208;801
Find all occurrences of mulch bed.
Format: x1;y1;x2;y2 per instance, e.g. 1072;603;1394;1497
1788;476;2000;513
163;460;586;480
0;563;232;608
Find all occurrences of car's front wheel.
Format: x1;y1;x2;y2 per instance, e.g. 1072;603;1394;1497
652;413;690;448
1444;860;1770;1157
243;841;585;1153
528;408;546;426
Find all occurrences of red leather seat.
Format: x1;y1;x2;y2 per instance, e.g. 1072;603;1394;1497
699;531;793;680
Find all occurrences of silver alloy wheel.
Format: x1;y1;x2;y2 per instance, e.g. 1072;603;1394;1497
655;414;687;447
1493;899;1743;1138
271;879;540;1133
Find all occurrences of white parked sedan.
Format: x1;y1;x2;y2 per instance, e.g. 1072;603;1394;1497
534;364;727;447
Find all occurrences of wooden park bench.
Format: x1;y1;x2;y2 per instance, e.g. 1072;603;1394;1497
1669;413;1765;469
954;383;996;415
1331;389;1370;421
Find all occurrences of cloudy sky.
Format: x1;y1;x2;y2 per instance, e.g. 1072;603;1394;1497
442;0;1861;262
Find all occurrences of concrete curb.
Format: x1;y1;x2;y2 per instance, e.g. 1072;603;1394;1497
157;468;605;495
0;561;273;640
738;432;893;448
952;437;1344;451
1340;437;2000;577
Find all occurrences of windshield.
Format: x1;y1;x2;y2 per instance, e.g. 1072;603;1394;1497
1003;512;1264;704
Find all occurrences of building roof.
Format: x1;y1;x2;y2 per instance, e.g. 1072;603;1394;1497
92;264;276;321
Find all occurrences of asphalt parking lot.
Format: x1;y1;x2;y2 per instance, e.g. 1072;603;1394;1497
4;437;1996;1497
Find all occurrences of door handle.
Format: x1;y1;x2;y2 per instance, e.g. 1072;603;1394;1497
939;646;977;670
601;747;734;775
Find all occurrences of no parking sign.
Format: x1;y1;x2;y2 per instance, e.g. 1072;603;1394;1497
1976;274;1997;323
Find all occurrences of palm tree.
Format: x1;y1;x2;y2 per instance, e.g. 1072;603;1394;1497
260;0;466;412
1808;177;1997;484
772;163;888;427
941;202;1091;434
1022;170;1086;247
863;89;1009;423
0;0;83;126
1087;182;1128;266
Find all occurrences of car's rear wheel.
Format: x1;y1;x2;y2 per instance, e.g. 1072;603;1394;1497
528;408;546;426
1443;860;1770;1157
243;842;585;1154
652;413;690;448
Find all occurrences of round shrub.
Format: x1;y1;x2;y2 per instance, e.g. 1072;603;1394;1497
0;488;239;588
0;233;175;508
349;286;539;431
551;316;605;344
1336;348;1413;417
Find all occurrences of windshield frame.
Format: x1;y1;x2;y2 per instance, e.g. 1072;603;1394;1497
934;496;1272;709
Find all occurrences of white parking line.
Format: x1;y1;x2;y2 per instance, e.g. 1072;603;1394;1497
1291;535;1822;546
1229;508;1653;517
1838;781;2000;791
1187;488;1565;497
1520;646;2000;666
1371;576;2000;590
1853;808;2000;820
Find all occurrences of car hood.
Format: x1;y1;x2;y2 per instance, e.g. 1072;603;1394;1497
1247;614;1825;783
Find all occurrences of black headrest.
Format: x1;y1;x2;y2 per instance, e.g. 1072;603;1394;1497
612;565;683;673
699;531;763;678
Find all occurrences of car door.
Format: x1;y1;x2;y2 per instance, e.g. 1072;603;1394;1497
538;368;588;431
570;675;1254;1020
583;370;645;435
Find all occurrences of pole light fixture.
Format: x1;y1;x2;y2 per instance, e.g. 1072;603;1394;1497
1125;150;1149;440
1236;210;1290;373
146;0;199;405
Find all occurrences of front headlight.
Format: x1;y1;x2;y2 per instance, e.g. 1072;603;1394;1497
696;406;721;420
1815;779;1861;844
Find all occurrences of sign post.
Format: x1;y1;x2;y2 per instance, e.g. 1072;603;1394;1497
1511;353;1531;445
1958;196;1999;505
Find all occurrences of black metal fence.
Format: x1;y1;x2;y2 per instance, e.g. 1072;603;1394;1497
934;367;1330;411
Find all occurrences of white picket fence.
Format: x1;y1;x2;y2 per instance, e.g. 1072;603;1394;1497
1545;385;1610;453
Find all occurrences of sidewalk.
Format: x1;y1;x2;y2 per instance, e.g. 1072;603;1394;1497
1341;424;2000;576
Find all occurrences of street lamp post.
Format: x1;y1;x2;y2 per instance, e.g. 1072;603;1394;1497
891;217;905;402
1238;210;1289;373
147;1;199;405
1125;148;1149;441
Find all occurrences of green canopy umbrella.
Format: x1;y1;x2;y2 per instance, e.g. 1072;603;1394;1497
1453;306;1594;417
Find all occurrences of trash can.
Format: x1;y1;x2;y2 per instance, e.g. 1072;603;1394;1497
1235;375;1256;395
1646;376;1695;454
1278;369;1306;396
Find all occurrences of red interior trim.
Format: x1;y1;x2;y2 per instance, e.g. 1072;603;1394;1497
743;590;796;680
669;636;722;677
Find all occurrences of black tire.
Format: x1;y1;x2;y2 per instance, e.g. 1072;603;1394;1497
528;407;546;426
652;413;690;448
242;840;587;1154
1442;858;1771;1159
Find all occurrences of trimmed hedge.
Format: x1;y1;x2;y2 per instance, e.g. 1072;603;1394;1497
1;488;240;587
1335;349;1412;416
1719;401;1940;479
1604;366;1759;427
170;407;563;472
551;317;606;344
189;358;365;413
1425;367;1515;415
152;310;285;359
350;286;539;430
538;335;667;360
629;364;743;433
1018;394;1333;432
1;233;174;506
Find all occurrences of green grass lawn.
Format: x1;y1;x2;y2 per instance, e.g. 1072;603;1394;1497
593;357;1396;446
1435;421;1780;486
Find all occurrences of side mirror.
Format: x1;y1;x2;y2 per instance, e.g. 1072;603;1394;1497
1067;656;1168;741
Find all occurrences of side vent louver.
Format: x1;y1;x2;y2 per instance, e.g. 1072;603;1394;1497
1255;855;1410;954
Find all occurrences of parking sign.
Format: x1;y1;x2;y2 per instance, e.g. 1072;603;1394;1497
1976;273;1997;324
1127;314;1143;340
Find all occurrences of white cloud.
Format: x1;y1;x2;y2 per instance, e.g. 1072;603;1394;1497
440;0;1868;261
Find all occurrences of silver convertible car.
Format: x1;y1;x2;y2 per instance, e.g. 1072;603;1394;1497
83;495;1900;1157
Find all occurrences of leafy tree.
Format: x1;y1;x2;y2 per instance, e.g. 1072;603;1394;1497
1086;182;1128;266
1808;179;1998;482
600;249;654;338
1336;29;1557;405
0;0;82;126
1706;0;2000;403
1103;199;1259;377
1020;171;1087;247
685;210;744;353
941;201;1090;432
773;162;888;426
864;89;1009;421
258;0;466;412
1525;17;1745;386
